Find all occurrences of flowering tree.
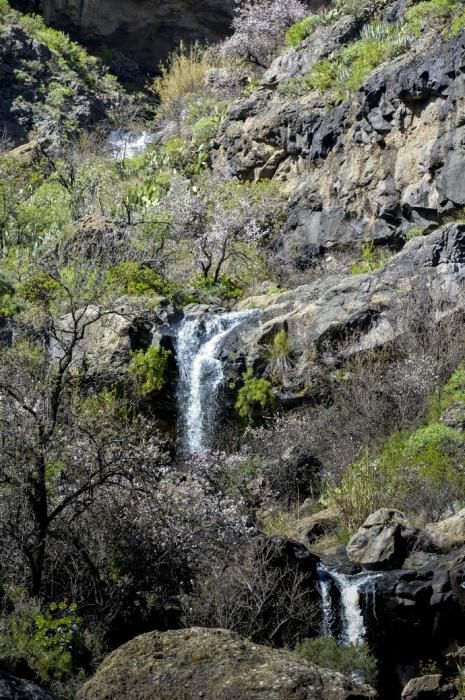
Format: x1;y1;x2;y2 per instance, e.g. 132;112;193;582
163;171;284;283
220;0;307;68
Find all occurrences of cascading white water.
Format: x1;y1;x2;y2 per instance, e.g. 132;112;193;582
317;566;334;638
176;310;257;454
108;130;155;160
317;565;380;645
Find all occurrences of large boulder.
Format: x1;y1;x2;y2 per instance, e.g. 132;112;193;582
76;627;376;700
346;509;426;570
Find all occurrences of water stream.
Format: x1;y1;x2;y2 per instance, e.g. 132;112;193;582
317;564;380;645
176;310;257;454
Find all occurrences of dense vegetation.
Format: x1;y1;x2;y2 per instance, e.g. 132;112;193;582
2;0;465;696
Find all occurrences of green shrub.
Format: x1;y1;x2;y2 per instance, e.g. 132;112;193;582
306;20;410;100
0;596;83;683
265;328;292;384
193;274;244;301
129;345;171;396
235;368;274;422
285;15;320;47
105;262;168;298
152;41;213;112
450;7;465;36
294;637;378;685
322;450;388;533
18;270;61;306
405;0;456;36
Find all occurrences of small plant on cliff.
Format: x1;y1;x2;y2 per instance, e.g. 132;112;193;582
235;369;274;422
264;328;293;384
129;346;171;396
285;8;339;48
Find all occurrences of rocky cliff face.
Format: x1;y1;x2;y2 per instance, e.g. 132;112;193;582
215;5;465;269
38;0;236;72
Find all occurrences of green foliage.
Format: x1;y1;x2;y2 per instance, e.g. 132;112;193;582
285;15;320;47
294;637;378;685
405;225;425;241
405;0;457;36
0;0;11;18
322;450;387;533
264;328;293;385
18;270;61;307
192;274;244;301
20;13;99;83
0;275;16;318
351;240;392;274
285;8;339;47
0;596;82;683
105;262;168;298
235;368;274;422
450;6;465;36
306;20;411;101
128;345;171;396
44;82;74;111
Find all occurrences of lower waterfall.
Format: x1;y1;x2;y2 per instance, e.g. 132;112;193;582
176;310;257;454
317;564;380;645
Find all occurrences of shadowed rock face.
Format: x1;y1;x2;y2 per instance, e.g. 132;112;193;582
76;627;376;700
38;0;236;72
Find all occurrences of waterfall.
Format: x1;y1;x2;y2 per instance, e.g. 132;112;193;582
108;130;155;160
176;310;257;454
317;566;334;638
317;565;380;645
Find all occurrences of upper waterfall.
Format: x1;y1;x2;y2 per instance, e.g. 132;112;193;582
176;310;257;454
317;564;380;645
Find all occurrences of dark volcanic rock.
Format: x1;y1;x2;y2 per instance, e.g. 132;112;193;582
0;672;56;699
216;18;465;265
76;627;376;700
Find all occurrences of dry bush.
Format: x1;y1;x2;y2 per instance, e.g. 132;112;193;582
188;537;318;647
152;42;213;113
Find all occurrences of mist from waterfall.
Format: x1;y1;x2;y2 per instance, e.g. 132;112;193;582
317;565;380;645
176;310;257;454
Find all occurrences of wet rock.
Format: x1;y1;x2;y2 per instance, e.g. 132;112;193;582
0;672;56;699
76;627;376;700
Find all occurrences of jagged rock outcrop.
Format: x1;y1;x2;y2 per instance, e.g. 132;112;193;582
0;18;118;144
76;627;376;700
216;11;465;267
37;0;236;73
235;223;465;392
